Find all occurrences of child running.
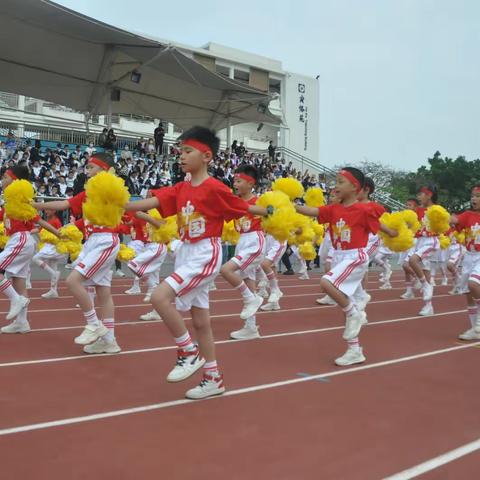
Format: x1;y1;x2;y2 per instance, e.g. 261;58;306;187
0;166;60;333
220;165;265;340
125;126;269;399
297;167;397;366
33;153;122;354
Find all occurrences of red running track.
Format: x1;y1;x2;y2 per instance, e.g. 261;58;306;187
0;271;478;479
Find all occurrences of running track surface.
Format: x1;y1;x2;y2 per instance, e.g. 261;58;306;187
0;271;478;480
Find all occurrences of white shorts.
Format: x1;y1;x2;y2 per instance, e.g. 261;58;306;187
366;234;381;258
433;248;448;263
411;236;440;271
231;231;265;281
264;234;287;264
165;238;222;311
127;239;146;255
128;242;166;278
448;243;463;266
33;243;67;263
0;232;35;278
377;245;392;257
319;234;332;264
323;248;369;297
458;251;480;292
74;233;120;287
399;239;417;265
168;239;182;258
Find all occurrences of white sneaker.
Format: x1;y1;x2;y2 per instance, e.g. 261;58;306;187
167;348;205;382
230;325;260;340
401;290;415;299
260;301;280;311
114;269;126;278
258;280;268;290
1;321;31;334
379;282;392;290
448;288;459;295
419;304;434;316
185;373;225;399
355;293;371;311
139;310;161;321
83;337;121;354
458;328;480;340
414;279;422;290
74;324;108;345
299;273;310;280
258;287;269;298
6;296;30;321
335;347;366;366
143;292;152;303
440;278;448;286
240;295;264;320
422;282;434;301
53;271;61;287
316;295;336;305
125;286;141;295
65;264;74;270
41;289;59;299
209;283;217;291
343;310;366;340
267;288;283;304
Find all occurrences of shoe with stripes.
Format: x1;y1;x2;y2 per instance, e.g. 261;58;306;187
167;348;205;383
185;373;225;399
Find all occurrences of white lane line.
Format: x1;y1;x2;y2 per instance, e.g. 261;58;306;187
384;438;480;479
0;291;458;317
0;308;467;368
0;341;477;436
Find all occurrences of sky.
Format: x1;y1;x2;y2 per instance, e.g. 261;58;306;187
56;0;480;171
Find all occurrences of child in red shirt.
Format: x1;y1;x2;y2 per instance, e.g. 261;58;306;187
451;185;480;340
220;165;265;340
33;153;122;354
297;167;397;366
125;127;268;399
0;166;60;333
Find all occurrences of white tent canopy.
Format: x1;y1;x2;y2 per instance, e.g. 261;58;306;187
0;0;281;131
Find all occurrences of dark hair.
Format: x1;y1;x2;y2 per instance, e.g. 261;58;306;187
91;152;115;170
406;197;419;205
341;166;365;190
364;176;375;196
235;164;258;183
178;126;220;157
417;184;438;203
9;165;30;180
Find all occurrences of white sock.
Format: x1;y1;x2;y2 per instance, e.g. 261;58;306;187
236;282;255;300
102;318;115;342
87;286;96;305
347;337;361;352
342;302;358;317
266;271;278;290
132;277;140;289
467;306;477;328
83;309;100;327
174;331;196;352
0;279;19;300
246;314;256;329
16;305;29;326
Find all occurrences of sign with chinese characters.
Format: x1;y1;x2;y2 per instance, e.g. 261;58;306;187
283;73;319;164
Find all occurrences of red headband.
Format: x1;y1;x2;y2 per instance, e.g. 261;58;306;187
234;173;256;184
181;139;213;156
89;156;110;171
420;187;433;196
6;169;17;180
472;187;480;194
339;170;361;192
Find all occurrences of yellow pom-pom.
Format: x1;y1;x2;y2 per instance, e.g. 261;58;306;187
426;205;450;235
257;190;291;210
378;212;415;252
454;230;465;245
39;229;59;245
304;187;325;208
0;223;9;249
439;234;451;250
3;180;37;221
288;214;315;245
222;221;240;245
312;222;325;246
83;172;129;227
272;178;305;200
117;243;136;262
261;203;297;242
399;210;421;234
146;210;179;244
56;225;83;259
37;242;44;251
298;242;317;260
